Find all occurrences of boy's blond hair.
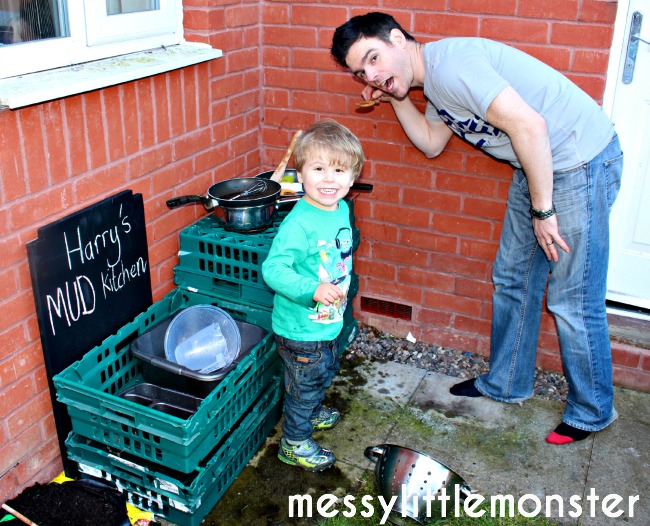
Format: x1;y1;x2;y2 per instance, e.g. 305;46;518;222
293;119;364;179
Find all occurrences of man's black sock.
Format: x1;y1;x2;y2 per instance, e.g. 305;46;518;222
450;378;483;397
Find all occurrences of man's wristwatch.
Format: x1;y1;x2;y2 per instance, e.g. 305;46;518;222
530;205;556;220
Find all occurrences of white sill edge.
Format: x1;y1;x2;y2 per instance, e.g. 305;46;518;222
0;43;223;110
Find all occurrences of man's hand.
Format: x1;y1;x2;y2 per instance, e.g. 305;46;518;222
533;215;570;262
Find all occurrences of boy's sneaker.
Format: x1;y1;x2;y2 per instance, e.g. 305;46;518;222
310;406;340;430
278;437;335;471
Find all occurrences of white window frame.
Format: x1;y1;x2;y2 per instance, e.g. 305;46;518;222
0;0;181;80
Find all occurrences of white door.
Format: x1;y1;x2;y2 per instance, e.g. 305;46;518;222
603;0;650;310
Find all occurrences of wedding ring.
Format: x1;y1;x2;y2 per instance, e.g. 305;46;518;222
546;241;554;246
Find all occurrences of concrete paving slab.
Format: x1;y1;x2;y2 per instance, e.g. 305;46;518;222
385;371;592;525
613;385;650;425
323;360;428;469
581;413;648;525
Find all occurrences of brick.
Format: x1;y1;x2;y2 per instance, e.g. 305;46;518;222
436;172;498;198
513;44;572;72
421;326;480;354
455;276;494;301
264;26;316;48
398;267;455;292
136;78;157;150
424;290;482;317
263;48;290;68
400;228;458;254
454;314;492;337
225;5;259;27
449;0;516;15
613;366;650;393
101;85;126;161
128;144;173;179
38;103;68;188
83;91;108;169
572;50;610;74
428;253;491;279
291;6;348;27
432;213;494;239
365;278;424;306
18;106;48;192
579;0;618;24
0;426;42;484
74;163;128;202
417;308;454;327
372;241;429;267
167;70;185;137
463;196;507;221
551;22;613;49
416;13;480;38
354;218;399;244
354;259;397;281
519;0;579;20
172;128;212;160
459;238;499;261
6;391;52;438
262;5;289;25
480;18;550;44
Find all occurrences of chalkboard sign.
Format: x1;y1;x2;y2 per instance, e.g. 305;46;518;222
27;190;153;474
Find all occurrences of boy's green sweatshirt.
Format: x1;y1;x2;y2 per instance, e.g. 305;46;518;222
262;198;353;342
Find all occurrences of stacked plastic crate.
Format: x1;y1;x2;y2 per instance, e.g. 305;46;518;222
173;205;360;352
52;201;360;526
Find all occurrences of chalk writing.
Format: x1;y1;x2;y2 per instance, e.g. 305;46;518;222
44;203;147;336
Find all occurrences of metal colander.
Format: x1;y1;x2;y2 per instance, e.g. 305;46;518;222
365;444;472;525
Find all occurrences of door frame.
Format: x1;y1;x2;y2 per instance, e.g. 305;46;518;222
602;0;650;320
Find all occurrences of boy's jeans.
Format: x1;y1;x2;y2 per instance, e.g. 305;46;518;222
475;133;623;432
275;335;340;442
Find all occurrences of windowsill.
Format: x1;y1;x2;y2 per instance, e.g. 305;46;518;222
0;42;222;110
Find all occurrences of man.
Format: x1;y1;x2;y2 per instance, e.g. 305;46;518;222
331;12;623;444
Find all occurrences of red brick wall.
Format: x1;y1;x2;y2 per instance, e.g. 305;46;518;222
1;0;646;504
259;1;647;393
0;0;265;502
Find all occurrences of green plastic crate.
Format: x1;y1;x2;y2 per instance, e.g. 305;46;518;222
174;213;360;308
53;288;279;473
68;378;283;526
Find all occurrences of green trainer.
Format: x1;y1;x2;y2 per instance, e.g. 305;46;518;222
278;437;335;472
310;406;341;430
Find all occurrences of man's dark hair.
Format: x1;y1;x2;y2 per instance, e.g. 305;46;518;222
331;12;416;68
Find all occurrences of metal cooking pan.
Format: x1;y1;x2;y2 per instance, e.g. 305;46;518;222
166;177;301;232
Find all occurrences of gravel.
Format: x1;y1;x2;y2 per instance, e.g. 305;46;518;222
344;323;569;402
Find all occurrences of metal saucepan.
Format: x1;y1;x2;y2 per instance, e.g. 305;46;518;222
166;176;301;232
365;444;472;525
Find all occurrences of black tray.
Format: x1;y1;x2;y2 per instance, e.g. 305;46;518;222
130;317;268;398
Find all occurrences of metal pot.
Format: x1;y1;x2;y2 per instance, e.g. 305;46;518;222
365;444;472;525
166;177;300;232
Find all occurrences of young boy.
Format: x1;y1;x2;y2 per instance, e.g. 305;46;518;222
261;119;365;471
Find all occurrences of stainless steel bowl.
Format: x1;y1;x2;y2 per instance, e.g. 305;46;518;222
365;444;472;525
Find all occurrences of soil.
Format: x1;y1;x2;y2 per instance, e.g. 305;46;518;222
5;480;130;526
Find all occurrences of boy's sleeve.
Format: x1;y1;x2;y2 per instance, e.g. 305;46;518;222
262;221;320;306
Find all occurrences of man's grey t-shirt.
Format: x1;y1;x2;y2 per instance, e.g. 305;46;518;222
423;38;614;171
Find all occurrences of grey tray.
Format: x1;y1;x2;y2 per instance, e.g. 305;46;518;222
118;383;202;420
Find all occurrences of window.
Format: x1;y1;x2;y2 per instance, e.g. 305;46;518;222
0;0;181;79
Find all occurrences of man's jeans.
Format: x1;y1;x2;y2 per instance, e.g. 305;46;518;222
475;134;623;432
275;335;340;441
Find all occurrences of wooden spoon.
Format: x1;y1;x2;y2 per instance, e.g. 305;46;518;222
270;130;303;182
356;99;378;108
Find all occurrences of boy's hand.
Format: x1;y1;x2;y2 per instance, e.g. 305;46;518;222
313;283;344;306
